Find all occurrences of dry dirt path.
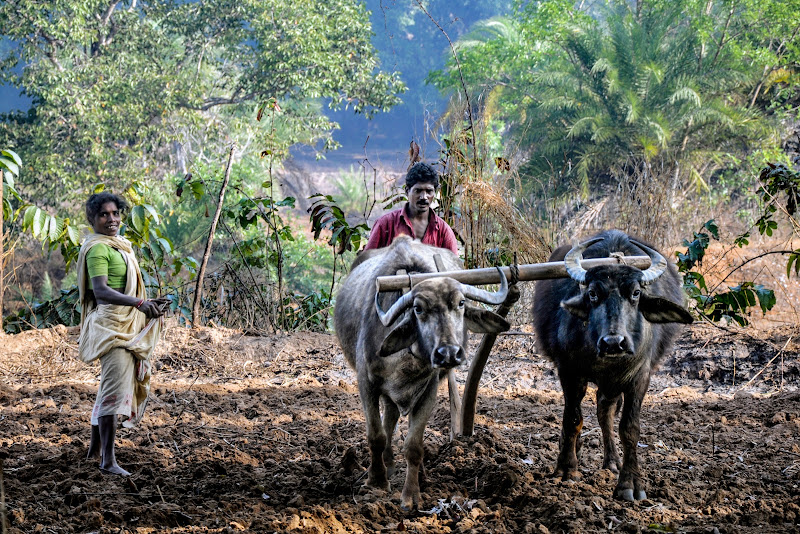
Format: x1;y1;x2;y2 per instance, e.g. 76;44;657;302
0;322;798;533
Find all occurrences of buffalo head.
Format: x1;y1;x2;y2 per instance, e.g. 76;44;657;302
375;268;511;367
560;237;693;356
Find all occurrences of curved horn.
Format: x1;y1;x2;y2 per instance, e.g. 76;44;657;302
375;290;414;326
564;237;605;284
460;267;509;305
629;238;667;284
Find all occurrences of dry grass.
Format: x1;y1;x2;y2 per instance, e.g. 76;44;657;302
459;179;550;266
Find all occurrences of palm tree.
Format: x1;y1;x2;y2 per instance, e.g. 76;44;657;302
520;0;774;201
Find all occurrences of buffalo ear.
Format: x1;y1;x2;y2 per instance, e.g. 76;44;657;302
561;294;589;320
380;317;417;356
640;295;694;324
464;306;510;334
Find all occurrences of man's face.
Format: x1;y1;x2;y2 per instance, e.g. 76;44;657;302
407;182;437;216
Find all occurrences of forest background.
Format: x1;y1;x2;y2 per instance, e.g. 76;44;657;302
1;0;799;334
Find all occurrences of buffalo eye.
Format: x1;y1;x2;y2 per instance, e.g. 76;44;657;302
588;290;598;303
414;305;424;315
458;299;465;308
631;289;641;300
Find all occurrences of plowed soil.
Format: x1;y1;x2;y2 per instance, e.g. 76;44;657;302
1;320;799;533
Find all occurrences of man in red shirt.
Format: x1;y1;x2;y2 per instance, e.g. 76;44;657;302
364;162;459;254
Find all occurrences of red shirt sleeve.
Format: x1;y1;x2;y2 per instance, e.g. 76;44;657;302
364;214;390;250
439;222;459;254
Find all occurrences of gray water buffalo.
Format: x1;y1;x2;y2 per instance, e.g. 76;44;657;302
334;236;510;510
533;230;693;501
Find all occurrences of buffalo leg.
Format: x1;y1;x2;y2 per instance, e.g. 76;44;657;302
381;397;401;478
401;379;438;510
615;383;648;501
554;377;588;481
360;381;389;489
597;390;622;473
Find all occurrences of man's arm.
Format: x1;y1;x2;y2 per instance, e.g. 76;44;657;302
364;214;390;250
439;222;459;254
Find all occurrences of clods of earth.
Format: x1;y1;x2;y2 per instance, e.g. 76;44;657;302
1;321;798;533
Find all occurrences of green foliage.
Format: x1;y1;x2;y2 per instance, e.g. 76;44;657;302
677;220;776;326
3;287;80;334
308;194;370;254
755;162;800;277
433;0;797;210
280;290;331;332
0;0;405;209
1;148;22;220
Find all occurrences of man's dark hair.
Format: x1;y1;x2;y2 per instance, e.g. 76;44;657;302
405;162;439;190
85;192;130;224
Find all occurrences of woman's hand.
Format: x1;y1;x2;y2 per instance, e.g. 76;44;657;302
137;297;170;319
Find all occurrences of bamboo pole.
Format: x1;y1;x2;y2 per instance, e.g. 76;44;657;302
375;255;652;292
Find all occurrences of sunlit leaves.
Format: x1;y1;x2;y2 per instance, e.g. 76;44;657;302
308;194;369;254
0;148;20;177
677;219;778;326
0;0;404;208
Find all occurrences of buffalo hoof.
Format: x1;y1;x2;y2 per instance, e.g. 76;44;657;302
366;475;390;490
553;467;581;481
602;458;621;474
400;494;420;512
616;488;647;501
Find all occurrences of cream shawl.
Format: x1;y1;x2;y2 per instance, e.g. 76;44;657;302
77;233;161;364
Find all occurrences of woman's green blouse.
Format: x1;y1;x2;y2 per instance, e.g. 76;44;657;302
85;243;128;289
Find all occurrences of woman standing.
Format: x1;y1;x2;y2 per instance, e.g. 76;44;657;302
77;192;168;476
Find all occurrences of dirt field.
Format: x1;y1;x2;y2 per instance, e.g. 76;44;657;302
1;319;799;533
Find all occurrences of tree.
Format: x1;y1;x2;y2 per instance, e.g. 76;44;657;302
0;0;405;209
432;0;799;208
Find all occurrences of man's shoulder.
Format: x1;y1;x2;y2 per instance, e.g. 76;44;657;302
375;206;406;224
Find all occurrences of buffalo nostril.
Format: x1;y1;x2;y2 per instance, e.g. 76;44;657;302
599;335;626;354
435;345;464;367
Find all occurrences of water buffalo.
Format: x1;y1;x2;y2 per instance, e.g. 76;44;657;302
533;230;693;501
334;236;511;510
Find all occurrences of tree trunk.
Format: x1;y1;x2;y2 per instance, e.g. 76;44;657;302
191;147;234;328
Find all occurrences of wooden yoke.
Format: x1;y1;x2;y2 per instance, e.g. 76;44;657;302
375;256;652;292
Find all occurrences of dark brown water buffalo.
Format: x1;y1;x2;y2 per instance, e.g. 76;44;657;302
533;230;693;501
334;236;510;510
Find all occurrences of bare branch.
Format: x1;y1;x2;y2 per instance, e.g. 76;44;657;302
413;0;479;172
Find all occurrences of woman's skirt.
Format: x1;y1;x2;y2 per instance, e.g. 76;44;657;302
90;347;149;426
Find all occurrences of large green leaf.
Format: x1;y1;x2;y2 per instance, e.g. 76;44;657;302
0;156;19;177
47;214;63;243
0;149;21;166
66;224;81;246
130;205;145;233
32;208;46;238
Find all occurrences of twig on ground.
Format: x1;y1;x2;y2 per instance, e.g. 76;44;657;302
733;335;794;393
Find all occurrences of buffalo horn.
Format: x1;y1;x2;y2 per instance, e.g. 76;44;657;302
460;267;509;305
375;291;413;327
629;238;667;284
564;237;605;284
